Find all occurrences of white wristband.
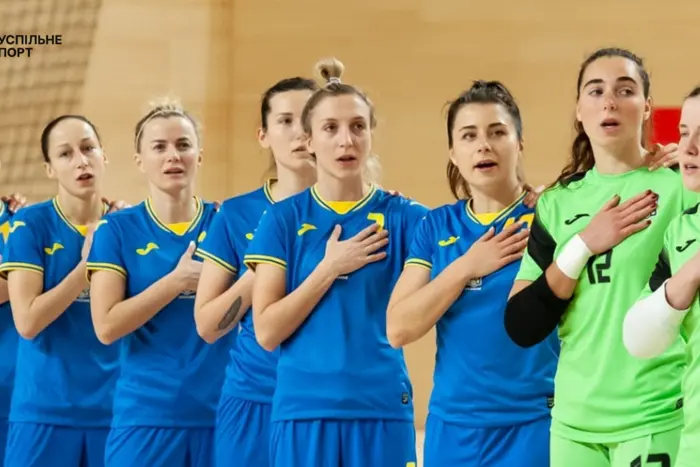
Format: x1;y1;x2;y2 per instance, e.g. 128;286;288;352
650;281;689;323
555;234;593;279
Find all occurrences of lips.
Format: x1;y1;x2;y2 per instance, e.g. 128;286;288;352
601;118;620;128
76;173;93;181
474;160;498;169
337;155;357;162
163;168;184;175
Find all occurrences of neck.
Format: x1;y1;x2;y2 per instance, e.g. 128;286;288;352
149;187;196;224
316;173;367;202
57;189;104;225
470;180;523;214
592;140;647;175
271;165;316;202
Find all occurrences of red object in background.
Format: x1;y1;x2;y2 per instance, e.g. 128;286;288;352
651;107;681;145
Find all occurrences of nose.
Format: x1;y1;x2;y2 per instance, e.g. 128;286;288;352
166;145;182;161
77;150;89;168
686;132;700;157
603;91;618;111
337;125;353;147
476;137;492;153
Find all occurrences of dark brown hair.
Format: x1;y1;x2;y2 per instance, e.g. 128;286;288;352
556;47;651;186
40;115;102;163
686;85;700;100
444;80;524;199
259;77;319;179
134;98;200;152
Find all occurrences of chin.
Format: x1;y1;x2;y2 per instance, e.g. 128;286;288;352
682;176;700;193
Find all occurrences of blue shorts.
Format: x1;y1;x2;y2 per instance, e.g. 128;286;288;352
424;413;551;467
270;419;416;467
215;396;271;467
104;426;214;467
4;422;109;467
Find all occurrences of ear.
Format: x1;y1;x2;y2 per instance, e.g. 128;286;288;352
197;148;204;166
44;162;55;180
102;152;109;166
575;101;582;123
133;153;146;174
257;127;270;149
449;147;457;166
304;134;314;155
643;96;653;122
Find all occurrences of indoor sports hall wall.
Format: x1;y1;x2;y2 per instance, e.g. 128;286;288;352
4;0;700;428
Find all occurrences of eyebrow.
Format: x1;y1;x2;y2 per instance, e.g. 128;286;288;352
458;122;507;132
150;137;192;143
583;76;638;89
55;137;95;147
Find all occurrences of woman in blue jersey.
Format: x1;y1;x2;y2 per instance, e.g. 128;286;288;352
386;80;559;467
243;57;426;467
87;99;226;467
194;76;319;467
0;115;123;467
0;189;28;466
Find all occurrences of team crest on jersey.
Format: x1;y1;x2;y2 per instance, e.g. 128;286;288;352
465;277;482;291
179;289;196;299
76;286;91;302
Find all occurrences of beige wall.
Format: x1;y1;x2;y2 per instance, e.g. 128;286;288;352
5;0;700;428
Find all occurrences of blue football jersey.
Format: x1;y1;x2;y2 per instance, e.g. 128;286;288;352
244;185;428;422
86;197;228;428
0;198;120;427
0;201;17;421
405;194;560;427
195;181;278;403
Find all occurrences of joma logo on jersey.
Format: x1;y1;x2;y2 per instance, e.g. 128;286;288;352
136;242;158;256
44;243;64;255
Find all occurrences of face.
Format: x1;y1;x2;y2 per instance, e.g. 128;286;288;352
134;116;202;194
45;118;106;198
449;103;522;192
679;96;700;191
306;93;372;181
576;56;651;150
258;90;315;173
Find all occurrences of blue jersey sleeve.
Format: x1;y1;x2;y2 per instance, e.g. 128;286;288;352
400;201;429;257
243;208;288;271
195;211;238;275
0;212;44;279
404;215;433;271
86;219;126;280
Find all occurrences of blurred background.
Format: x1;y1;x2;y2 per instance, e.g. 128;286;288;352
2;0;700;438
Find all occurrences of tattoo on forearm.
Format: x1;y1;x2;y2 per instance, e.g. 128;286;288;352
217;296;243;331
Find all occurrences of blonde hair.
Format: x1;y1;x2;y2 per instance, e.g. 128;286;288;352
134;96;201;152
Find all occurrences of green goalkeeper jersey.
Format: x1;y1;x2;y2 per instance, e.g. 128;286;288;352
640;202;700;463
516;166;699;443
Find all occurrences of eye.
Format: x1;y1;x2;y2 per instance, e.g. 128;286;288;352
588;88;603;96
280;117;292;125
83;145;96;153
177;141;192;150
680;131;689;138
352;122;366;131
323;123;336;132
461;132;476;140
59;151;69;158
619;87;635;96
493;129;507;137
153;143;166;151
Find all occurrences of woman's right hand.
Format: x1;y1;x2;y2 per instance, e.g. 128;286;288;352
579;191;658;255
322;223;389;276
173;242;203;291
458;221;530;279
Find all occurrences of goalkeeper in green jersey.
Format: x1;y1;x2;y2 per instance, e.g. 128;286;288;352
504;47;698;467
623;86;700;467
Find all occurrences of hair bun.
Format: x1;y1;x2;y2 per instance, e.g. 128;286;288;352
314;57;345;85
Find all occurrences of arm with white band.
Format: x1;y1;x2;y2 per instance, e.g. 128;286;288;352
622;280;689;359
505;233;592;347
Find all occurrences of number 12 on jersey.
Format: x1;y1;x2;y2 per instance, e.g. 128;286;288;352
586;250;613;285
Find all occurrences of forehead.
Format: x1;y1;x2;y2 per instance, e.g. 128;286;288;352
313;93;371;120
681;97;700;125
269;90;313;113
49;119;97;146
142;116;196;139
454;103;512;128
581;56;642;86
